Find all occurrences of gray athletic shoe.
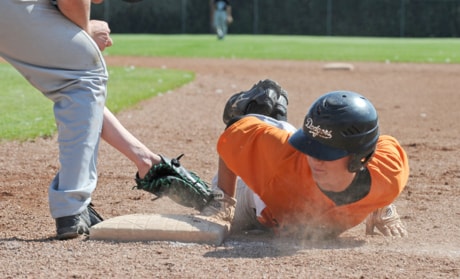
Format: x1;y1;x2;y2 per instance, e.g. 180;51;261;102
55;204;103;240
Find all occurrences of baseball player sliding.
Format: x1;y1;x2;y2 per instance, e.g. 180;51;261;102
141;79;408;241
204;79;409;239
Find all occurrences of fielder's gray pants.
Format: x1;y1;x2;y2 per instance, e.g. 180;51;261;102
0;0;107;218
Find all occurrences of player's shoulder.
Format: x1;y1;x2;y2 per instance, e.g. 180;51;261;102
372;135;409;170
376;135;404;149
245;114;297;132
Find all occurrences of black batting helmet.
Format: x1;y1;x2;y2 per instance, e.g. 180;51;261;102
288;91;379;172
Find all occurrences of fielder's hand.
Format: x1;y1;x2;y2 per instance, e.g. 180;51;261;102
89;20;113;51
365;204;408;237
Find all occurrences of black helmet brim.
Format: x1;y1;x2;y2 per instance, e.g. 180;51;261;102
288;129;348;161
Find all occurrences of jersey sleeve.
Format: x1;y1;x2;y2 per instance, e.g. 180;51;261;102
365;135;409;207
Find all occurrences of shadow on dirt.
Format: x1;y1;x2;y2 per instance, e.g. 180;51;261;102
0;236;57;247
204;233;367;258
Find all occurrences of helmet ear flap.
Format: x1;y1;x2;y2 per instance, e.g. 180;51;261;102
348;150;375;172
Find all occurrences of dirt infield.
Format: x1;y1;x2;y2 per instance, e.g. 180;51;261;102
0;57;459;278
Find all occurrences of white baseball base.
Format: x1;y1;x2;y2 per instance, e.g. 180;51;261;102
90;214;227;245
322;62;354;71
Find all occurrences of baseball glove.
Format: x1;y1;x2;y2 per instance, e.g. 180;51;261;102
133;154;213;210
222;79;289;125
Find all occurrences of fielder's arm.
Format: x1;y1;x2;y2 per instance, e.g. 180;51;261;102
54;0;92;32
101;107;161;178
54;0;112;50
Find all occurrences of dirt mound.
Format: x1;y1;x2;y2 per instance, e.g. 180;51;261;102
1;57;459;278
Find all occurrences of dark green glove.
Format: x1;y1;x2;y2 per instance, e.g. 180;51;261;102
134;154;213;210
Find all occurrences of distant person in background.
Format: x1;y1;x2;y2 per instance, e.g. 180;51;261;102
210;0;233;40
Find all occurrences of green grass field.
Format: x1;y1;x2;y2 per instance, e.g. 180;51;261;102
1;35;458;140
0;65;193;141
107;35;460;64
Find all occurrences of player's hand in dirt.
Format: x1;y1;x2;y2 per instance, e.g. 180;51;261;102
199;188;236;236
365;204;408;237
200;188;236;222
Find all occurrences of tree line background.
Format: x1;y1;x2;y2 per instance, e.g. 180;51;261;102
91;0;460;37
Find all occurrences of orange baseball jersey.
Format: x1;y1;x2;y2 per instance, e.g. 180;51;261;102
217;116;409;235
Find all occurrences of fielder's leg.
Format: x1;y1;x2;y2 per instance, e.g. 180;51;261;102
0;0;107;238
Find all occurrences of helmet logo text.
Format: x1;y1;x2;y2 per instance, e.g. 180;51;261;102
305;118;332;139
